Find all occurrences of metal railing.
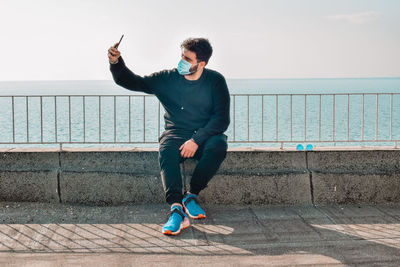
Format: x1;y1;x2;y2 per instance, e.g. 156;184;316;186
0;93;398;149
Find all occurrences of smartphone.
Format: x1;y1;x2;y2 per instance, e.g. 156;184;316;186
114;34;124;49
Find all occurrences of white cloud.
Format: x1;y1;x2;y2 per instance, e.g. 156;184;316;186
325;11;382;24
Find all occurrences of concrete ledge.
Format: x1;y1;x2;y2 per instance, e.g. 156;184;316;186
0;170;59;202
307;150;400;204
181;156;311;205
0;152;59;202
60;172;164;204
213;150;308;174
0;148;399;205
61;151;160;175
197;173;312;204
0;151;59;170
312;172;400;204
308;150;400;174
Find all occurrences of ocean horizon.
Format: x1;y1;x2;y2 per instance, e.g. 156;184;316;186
0;77;400;95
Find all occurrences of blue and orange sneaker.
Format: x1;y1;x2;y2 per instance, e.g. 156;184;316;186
162;204;190;235
182;193;206;219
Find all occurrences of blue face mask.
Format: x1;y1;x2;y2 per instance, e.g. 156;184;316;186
177;58;198;75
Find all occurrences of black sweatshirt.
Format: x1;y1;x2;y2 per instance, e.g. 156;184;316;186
109;56;230;146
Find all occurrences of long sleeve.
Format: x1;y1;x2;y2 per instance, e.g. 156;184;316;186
109;56;165;95
190;76;230;146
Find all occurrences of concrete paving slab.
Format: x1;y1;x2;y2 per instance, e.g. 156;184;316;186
252;205;306;220
375;203;400;216
316;204;388;218
1;202;400;266
291;205;330;219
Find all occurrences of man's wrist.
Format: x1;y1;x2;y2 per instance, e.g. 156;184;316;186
190;138;198;145
109;58;119;64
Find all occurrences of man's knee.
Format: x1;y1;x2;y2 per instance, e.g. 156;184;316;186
203;134;228;155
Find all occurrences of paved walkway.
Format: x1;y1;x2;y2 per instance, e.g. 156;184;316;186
1;202;400;266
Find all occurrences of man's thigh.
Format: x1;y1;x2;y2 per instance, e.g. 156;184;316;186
158;136;187;164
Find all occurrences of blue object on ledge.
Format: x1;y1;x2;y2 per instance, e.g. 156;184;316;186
296;144;304;150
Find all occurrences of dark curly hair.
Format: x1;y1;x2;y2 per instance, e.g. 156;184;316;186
180;37;213;65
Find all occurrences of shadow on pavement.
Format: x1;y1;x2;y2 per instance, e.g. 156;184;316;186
0;202;400;265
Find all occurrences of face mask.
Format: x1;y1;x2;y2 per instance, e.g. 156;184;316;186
177;58;198;75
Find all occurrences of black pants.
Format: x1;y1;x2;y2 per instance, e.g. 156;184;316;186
158;132;228;205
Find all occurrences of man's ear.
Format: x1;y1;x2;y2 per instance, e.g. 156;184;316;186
200;61;206;68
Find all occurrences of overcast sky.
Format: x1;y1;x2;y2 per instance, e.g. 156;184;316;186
1;0;399;81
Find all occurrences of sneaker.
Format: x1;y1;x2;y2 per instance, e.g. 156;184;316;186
162;204;190;235
182;193;206;219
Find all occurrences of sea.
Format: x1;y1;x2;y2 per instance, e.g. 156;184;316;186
0;78;399;149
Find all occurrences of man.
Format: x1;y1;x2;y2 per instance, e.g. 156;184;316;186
108;37;230;236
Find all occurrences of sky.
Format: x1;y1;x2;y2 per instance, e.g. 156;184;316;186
0;0;399;81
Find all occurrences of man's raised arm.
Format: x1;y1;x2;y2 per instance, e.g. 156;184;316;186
108;43;162;95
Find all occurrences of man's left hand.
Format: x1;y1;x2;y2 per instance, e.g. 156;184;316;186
179;139;198;158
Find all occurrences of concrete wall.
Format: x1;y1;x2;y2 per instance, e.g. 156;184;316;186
0;147;399;205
